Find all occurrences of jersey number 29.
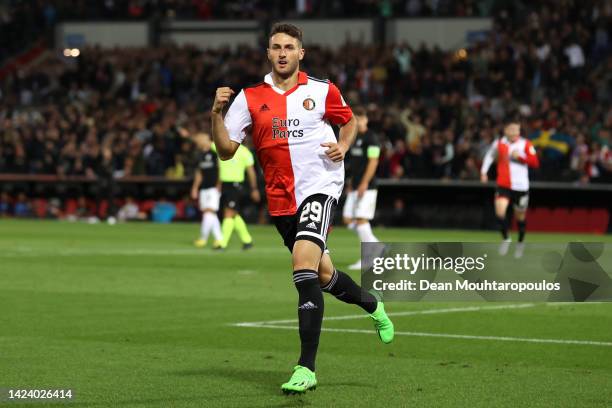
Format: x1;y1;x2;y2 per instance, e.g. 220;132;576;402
300;202;322;223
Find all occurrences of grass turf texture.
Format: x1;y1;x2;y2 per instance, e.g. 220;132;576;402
1;219;611;408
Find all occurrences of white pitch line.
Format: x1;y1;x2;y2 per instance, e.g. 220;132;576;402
233;303;537;326
0;247;288;257
238;324;612;347
232;303;608;347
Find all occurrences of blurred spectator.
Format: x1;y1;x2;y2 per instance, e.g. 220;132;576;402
432;129;455;179
152;198;176;223
590;143;612;182
117;197;147;221
400;107;426;148
389;139;408;178
0;192;11;216
47;197;63;218
166;154;186;179
403;139;431;178
570;133;591;183
14;193;32;217
65;195;98;223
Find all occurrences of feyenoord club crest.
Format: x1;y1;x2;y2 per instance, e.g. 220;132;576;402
302;98;315;111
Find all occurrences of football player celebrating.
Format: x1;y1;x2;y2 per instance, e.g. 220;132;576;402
211;23;394;395
481;118;539;258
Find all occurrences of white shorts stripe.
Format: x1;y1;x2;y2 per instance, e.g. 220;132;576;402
321;195;334;240
296;230;325;242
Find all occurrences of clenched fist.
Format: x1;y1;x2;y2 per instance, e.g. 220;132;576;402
212;87;235;114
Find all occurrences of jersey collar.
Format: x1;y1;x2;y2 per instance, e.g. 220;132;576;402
264;71;308;96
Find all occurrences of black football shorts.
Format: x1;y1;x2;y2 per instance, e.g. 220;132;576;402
272;193;337;253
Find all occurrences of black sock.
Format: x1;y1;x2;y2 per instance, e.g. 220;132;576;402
293;269;324;372
518;220;526;242
321;269;377;314
497;216;508;240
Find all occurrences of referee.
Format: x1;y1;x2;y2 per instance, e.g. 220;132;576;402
216;143;260;250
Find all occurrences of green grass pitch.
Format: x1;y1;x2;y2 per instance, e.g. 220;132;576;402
1;219;611;407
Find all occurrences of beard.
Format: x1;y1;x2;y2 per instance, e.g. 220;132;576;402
273;60;299;79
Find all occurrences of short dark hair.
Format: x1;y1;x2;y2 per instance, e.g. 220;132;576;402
504;113;520;126
269;23;303;45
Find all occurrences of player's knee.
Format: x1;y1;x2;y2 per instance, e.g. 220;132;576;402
292;254;319;271
495;206;508;219
495;198;509;210
317;256;334;285
355;218;368;225
318;271;331;286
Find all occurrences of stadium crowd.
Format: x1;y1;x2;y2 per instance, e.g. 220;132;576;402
0;0;611;186
0;0;516;25
0;0;509;65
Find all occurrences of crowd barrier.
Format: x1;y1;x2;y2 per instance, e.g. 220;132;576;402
1;175;610;233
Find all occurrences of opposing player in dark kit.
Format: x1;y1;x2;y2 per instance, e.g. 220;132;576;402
191;132;223;248
342;107;381;270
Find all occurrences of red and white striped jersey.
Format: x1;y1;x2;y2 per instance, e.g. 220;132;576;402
224;71;353;216
481;136;539;191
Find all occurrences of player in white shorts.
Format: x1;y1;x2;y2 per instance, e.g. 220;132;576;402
191;132;223;248
342;106;381;270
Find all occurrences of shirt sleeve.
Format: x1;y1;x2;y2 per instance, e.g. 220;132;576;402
323;82;353;126
518;140;540;168
366;132;381;159
481;140;498;175
224;90;252;144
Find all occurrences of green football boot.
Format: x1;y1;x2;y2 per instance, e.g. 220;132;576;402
281;365;317;395
370;302;394;344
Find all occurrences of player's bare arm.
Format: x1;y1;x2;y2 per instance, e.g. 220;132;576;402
191;170;202;200
358;157;379;198
211;87;240;160
321;115;357;162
